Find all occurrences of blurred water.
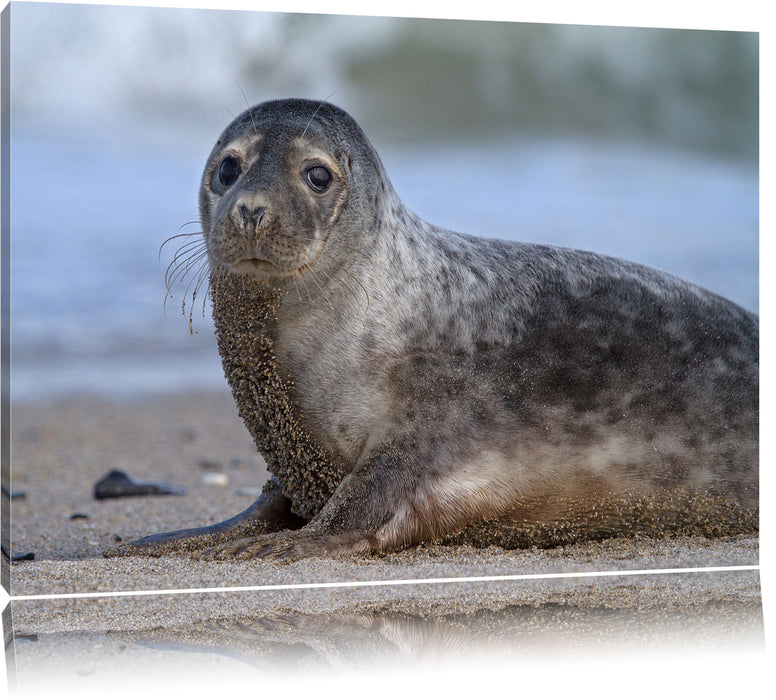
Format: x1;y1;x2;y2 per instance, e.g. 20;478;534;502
9;6;757;159
6;4;759;400
10;129;758;400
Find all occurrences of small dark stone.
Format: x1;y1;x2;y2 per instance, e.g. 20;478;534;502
113;534;123;542
1;484;26;500
0;544;33;561
197;459;223;472
179;428;197;442
93;470;186;499
16;552;35;561
15;634;38;643
70;513;90;521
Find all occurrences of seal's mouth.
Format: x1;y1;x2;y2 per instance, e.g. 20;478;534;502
227;257;307;282
228;258;278;275
224;237;328;281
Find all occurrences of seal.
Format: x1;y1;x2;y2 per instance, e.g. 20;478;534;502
111;98;758;561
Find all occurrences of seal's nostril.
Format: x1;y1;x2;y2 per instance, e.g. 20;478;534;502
238;204;266;229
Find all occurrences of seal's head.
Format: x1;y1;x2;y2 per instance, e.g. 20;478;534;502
199;98;390;285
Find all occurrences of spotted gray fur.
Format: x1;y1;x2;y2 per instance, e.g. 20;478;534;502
113;98;758;561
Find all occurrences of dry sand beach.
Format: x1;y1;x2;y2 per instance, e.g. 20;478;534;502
5;389;760;595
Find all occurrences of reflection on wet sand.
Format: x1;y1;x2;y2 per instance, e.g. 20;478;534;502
4;569;763;696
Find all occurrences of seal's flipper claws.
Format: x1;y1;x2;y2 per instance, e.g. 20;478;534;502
192;527;374;562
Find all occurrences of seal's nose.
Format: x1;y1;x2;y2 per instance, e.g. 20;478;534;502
238;204;266;230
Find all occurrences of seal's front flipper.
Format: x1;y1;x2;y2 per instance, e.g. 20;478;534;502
104;480;305;558
199;452;446;561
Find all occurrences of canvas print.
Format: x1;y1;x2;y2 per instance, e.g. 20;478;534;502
0;1;762;693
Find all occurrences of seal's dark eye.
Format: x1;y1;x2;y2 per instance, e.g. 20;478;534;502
218;156;241;188
306;165;332;192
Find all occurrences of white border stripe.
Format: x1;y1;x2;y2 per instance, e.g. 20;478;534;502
8;564;760;602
